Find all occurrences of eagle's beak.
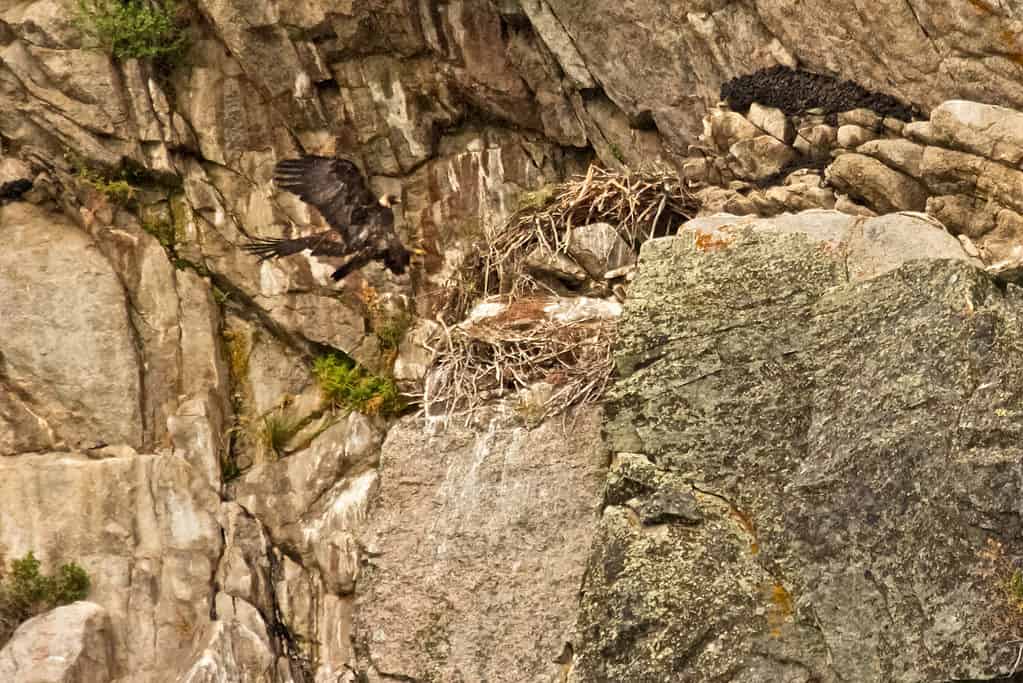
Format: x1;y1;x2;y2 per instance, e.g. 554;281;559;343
411;248;427;256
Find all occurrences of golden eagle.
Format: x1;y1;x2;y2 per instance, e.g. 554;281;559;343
243;155;412;280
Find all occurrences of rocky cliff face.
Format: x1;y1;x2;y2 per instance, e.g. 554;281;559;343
1;1;1022;682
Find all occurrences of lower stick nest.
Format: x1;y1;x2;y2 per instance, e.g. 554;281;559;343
426;302;618;424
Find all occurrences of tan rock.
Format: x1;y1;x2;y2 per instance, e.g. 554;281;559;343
847;213;978;280
834;195;878;217
838;108;882;129
708;109;762;152
179;594;275;683
903;121;939;145
394;320;441;385
930;100;1023;166
979;209;1023;264
925;194;997;238
729;135;798;181
568;222;636;278
525;246;589;284
837;124;877;148
355;406;607;682
0;452;221;682
0;203;142;452
857;138;925;177
680;210;975;282
748;102;795;143
825;153;929;213
794;124;837;159
882;116;906;135
233;414;384;593
920;146;1023;215
0;158;31;185
0;602;115;683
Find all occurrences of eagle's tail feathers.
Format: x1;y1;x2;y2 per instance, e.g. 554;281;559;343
241;236;303;260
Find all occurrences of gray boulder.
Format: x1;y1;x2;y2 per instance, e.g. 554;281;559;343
568;222;636;279
577;217;1023;681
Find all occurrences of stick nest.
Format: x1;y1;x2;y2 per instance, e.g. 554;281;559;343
440;164;699;323
426;298;618;425
426;165;699;423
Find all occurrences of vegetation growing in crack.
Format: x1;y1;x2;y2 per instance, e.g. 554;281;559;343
75;0;188;68
0;552;91;647
361;283;412;358
142;218;176;251
221;328;252;483
75;164;139;206
313;352;404;416
258;409;304;459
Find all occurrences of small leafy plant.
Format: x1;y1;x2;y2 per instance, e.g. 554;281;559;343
76;165;138;205
312;353;404;416
75;0;188;66
0;552;91;646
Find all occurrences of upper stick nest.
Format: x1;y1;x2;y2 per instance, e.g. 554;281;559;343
440;164;699;324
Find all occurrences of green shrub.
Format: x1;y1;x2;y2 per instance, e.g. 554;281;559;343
76;165;138;205
0;552;91;646
312;353;404;416
76;0;187;65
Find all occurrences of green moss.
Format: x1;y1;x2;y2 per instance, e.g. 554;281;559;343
1010;570;1023;609
312;353;404;416
142;219;176;250
75;0;188;67
0;552;91;646
172;257;209;275
517;185;556;212
608;143;626;163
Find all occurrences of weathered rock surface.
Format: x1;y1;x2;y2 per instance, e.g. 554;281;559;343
356;407;607;682
930;100;1023;166
681;210;978;283
586;220;1023;681
567;222;636;279
3;0;1023;679
0;453;221;682
0;602;115;683
0;203;142;452
825;153;929;213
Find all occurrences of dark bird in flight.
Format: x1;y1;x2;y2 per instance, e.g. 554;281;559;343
0;178;32;204
243;155;414;281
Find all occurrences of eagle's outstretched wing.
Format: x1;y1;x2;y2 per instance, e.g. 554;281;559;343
273;156;376;242
241;230;348;261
